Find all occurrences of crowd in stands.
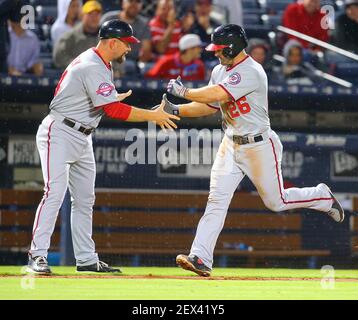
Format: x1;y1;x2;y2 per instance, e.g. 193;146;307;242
0;0;357;85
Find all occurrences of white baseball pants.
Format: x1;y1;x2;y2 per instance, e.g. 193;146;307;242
190;129;334;269
29;114;98;266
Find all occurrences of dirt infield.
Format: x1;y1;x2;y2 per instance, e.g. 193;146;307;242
1;274;358;282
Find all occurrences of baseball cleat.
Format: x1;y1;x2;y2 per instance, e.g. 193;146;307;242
320;183;345;223
26;256;52;275
76;260;121;273
176;254;211;277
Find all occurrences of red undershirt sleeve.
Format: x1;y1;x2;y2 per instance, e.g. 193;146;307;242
98;101;133;121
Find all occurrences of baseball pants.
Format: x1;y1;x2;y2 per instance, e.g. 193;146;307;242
29;114;98;266
190;129;334;269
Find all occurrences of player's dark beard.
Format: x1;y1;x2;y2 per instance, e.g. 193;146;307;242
219;56;233;66
216;52;233;66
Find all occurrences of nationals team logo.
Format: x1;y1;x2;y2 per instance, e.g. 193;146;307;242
227;72;241;85
96;83;115;97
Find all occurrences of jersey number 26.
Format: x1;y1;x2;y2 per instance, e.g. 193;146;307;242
228;96;251;118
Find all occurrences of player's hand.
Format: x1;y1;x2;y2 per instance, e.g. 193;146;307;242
167;76;188;98
151;99;180;130
151;94;180;115
116;90;132;101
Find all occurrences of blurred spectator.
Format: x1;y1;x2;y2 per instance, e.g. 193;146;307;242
247;38;273;74
213;0;243;26
331;0;358;54
145;34;205;80
281;39;315;85
282;0;329;51
7;18;43;76
101;0;152;62
185;0;220;61
149;0;182;58
51;0;81;45
53;0;102;69
0;0;23;73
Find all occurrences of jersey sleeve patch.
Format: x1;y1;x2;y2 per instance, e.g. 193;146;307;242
96;83;115;97
226;72;241;86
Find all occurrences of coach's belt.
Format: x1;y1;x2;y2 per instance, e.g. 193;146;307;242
232;134;263;145
62;118;95;136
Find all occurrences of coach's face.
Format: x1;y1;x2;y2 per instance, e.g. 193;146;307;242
109;38;132;63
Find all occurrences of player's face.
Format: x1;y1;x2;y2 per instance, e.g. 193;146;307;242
214;49;233;66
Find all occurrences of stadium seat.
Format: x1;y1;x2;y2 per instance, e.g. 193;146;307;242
334;62;358;79
102;2;120;13
325;51;353;64
40;56;55;69
245;25;272;40
43;68;62;78
261;14;283;28
243;7;266;15
138;61;155;77
29;0;57;5
320;0;336;7
259;0;292;14
40;40;52;53
243;14;262;25
242;0;259;9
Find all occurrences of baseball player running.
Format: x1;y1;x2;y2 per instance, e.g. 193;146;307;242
163;24;344;277
27;19;179;274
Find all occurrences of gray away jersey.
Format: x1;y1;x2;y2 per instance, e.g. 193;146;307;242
49;48;119;128
208;56;271;137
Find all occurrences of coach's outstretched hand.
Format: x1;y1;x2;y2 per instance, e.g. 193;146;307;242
116;89;132;101
151;99;180;130
167;76;188;98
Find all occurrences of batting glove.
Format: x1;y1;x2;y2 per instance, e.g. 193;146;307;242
152;94;180;115
167;76;188;98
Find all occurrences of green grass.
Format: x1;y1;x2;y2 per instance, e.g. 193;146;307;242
0;266;357;300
